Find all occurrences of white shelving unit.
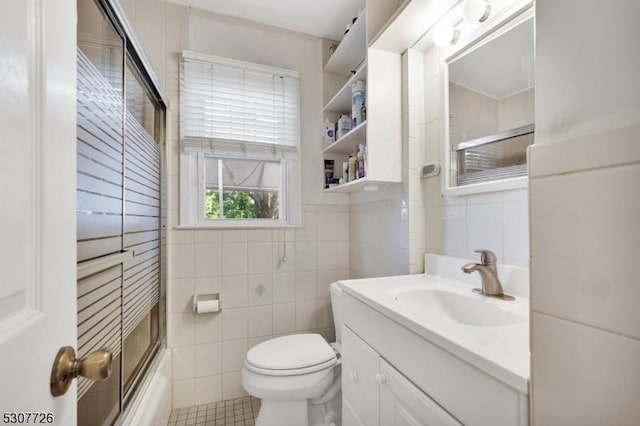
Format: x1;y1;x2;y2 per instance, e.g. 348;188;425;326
324;9;367;75
321;5;403;194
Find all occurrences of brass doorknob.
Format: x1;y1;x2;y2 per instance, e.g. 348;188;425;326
50;346;112;397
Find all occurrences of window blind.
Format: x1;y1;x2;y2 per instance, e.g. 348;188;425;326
180;51;300;158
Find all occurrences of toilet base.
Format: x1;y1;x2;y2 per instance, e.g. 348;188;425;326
253;390;342;426
255;400;307;426
309;392;342;426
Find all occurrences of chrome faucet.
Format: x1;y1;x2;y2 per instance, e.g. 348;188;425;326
462;250;514;300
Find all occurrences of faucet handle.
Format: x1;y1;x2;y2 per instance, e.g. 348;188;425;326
474;249;497;265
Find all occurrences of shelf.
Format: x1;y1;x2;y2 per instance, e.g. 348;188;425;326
323;121;367;155
324;9;367;75
324;177;391;193
323;63;367;114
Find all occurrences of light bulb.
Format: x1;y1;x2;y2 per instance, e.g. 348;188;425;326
463;0;491;23
433;23;459;47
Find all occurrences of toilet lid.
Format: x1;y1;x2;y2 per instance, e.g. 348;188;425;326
246;334;336;373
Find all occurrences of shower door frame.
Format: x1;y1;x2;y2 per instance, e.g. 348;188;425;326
78;0;169;421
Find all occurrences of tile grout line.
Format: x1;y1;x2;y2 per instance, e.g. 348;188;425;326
167;395;261;426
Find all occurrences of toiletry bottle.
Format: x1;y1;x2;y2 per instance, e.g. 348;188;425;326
324;159;335;188
348;156;357;182
352;80;366;127
323;119;334;147
356;144;365;178
338;115;351;139
342;161;349;183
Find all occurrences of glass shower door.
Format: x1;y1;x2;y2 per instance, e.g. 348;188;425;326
76;0;124;424
76;1;166;424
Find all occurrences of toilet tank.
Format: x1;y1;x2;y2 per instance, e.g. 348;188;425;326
329;282;344;343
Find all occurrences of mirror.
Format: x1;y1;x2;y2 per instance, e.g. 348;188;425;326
447;16;534;187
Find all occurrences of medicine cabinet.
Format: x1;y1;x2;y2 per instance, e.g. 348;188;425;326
444;11;535;194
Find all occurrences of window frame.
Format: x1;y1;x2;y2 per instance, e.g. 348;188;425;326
200;154;284;221
178;52;302;229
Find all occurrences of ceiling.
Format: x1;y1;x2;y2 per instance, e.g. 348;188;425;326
449;18;535;99
168;0;365;41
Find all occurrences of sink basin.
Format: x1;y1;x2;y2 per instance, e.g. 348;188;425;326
390;288;526;326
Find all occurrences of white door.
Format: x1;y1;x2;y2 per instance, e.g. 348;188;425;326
0;0;77;424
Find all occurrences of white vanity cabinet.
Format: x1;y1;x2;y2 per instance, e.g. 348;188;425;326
340;289;529;426
342;326;462;426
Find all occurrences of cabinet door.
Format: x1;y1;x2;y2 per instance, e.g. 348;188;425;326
342;326;380;426
379;359;462;426
343;399;368;426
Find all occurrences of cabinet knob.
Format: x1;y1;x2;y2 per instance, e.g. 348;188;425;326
348;372;358;382
375;373;387;384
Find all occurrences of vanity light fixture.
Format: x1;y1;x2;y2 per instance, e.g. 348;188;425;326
463;0;491;23
433;23;460;47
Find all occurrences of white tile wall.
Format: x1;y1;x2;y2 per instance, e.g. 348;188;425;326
194;376;222;406
248;273;273;306
349;193;410;278
531;313;640;425
531;1;640;421
195;343;222;377
272;272;295;303
167;205;349;408
222;276;248;309
530;164;640;339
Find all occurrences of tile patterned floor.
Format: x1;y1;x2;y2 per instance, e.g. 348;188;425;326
167;396;261;426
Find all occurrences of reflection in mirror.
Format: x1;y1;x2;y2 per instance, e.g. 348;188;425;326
448;16;534;186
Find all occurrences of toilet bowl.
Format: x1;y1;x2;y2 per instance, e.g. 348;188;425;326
242;283;344;426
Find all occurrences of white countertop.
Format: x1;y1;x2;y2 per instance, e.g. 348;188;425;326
337;255;530;394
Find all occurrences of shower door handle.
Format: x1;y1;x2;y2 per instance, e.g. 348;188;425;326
50;346;112;396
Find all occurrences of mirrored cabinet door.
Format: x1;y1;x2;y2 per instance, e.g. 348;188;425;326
445;11;535;189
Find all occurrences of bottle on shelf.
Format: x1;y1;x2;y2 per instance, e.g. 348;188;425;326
356;144;366;179
340;161;348;185
323;119;335;147
352;80;366;128
348;156;357;182
337;115;352;139
324;159;335;189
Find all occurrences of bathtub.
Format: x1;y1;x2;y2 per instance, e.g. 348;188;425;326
122;348;172;426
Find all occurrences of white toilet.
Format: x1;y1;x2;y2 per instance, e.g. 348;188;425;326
242;283;344;426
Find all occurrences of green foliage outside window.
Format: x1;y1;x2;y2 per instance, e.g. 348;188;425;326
205;189;279;219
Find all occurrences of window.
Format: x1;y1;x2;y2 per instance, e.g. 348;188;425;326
179;51;301;227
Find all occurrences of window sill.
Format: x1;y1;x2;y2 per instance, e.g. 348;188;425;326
174;223;304;230
444;176;528;197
